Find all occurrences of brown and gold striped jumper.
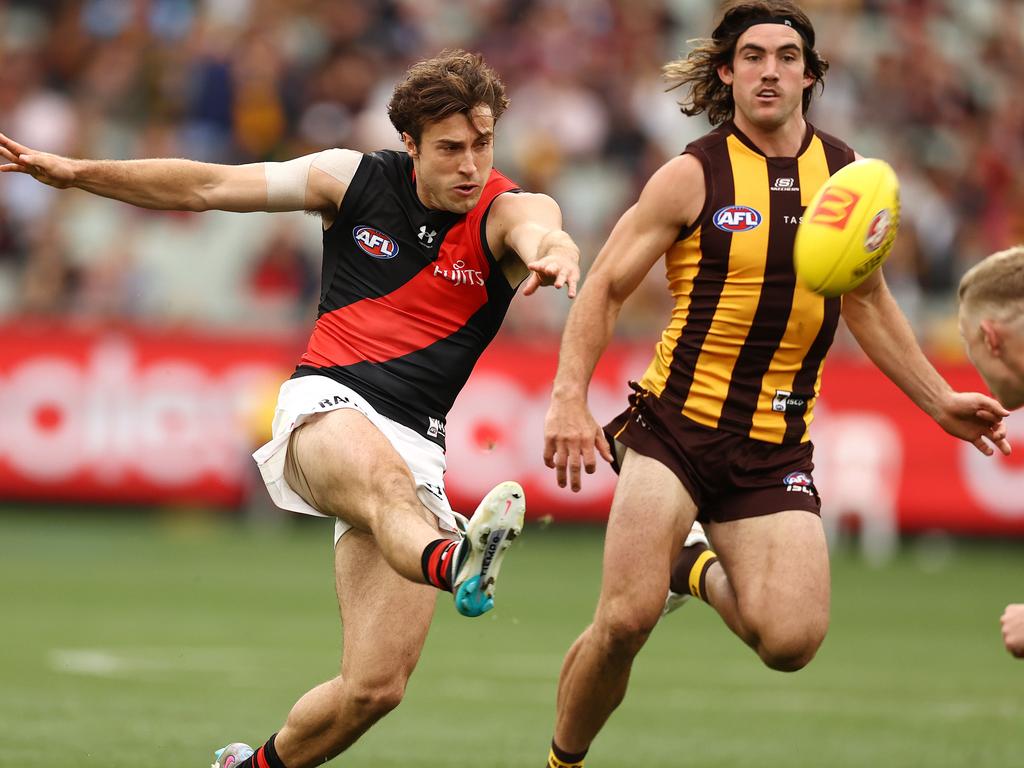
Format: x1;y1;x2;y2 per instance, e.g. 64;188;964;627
638;121;855;444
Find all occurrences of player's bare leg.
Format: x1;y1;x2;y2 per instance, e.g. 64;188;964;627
703;511;831;671
283;407;524;616
550;450;697;762
284;408;444;582
272;528;437;767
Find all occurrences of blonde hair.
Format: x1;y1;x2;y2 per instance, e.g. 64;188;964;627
958;245;1024;320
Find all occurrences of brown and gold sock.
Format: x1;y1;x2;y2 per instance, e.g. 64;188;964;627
547;740;587;768
668;541;718;601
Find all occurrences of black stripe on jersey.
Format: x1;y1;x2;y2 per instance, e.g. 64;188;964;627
318;152;459;314
296;187;517;448
717;159;805;434
661;140;735;412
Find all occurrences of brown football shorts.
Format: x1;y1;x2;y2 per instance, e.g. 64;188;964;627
604;383;821;524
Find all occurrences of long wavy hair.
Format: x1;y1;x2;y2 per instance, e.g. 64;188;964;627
665;0;828;126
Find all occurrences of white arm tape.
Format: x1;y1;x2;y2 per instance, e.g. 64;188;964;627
264;148;362;210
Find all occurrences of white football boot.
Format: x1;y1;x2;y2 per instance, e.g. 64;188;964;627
452;481;525;617
212;743;254;768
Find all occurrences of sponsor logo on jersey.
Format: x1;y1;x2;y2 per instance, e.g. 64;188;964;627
807;187;861;230
783;471;816;496
433;259;485;287
771;389;809;414
353;226;399;259
771;177;799;192
713;205;762;232
864;208;892;251
427;417;446;438
417;225;437;246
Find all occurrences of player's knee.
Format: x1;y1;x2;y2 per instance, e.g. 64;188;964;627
346;679;406;721
756;626;826;672
594;606;658;657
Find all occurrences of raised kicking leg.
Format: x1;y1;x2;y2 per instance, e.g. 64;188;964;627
285;407;524;615
548;449;697;767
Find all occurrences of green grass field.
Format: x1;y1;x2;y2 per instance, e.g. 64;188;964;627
3;510;1022;768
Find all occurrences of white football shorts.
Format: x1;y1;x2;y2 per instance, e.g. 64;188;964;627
252;374;458;544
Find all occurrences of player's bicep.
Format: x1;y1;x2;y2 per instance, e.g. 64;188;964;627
593;157;702;301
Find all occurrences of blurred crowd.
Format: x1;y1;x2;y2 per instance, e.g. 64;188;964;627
1;0;1023;353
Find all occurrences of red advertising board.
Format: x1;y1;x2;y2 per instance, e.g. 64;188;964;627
0;321;300;507
1;322;1022;534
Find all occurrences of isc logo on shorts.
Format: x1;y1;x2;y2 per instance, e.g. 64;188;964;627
353;226;399;259
783;471;816;496
713;205;762;232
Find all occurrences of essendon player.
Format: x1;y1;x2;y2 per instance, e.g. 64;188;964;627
537;3;1010;766
1;50;580;768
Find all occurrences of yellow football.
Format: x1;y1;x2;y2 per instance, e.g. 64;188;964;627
794;158;900;297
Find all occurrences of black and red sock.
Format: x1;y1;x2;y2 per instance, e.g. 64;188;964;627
421;538;460;592
236;734;287;768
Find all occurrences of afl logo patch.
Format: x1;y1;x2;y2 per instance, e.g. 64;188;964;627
783;471;813;487
353;226;399;259
713;205;762;232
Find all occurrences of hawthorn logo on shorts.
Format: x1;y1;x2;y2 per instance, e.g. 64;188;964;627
783;471;816;496
807;187;861;230
353;225;399;259
713;205;762;232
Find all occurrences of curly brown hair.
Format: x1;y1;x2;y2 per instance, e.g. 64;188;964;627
664;0;828;126
387;49;510;145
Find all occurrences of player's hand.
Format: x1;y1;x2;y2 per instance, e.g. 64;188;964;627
0;132;76;188
1000;604;1024;658
932;391;1011;456
523;246;580;298
543;394;613;491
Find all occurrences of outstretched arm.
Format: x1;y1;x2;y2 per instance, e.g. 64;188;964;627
0;132;355;216
842;270;1011;456
544;153;705;491
488;191;581;297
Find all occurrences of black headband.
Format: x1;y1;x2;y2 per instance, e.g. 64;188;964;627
715;15;815;48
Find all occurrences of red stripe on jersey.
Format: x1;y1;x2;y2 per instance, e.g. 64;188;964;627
301;170;516;369
255;747;270;768
301;241;489;367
